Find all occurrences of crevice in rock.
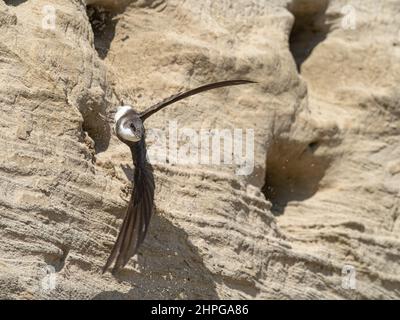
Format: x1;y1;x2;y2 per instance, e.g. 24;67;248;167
81;107;111;154
262;138;331;216
86;5;118;60
4;0;27;6
287;0;331;72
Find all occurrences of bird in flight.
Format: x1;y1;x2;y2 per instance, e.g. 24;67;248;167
103;79;256;273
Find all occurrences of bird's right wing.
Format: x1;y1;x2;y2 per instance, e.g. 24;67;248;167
139;80;256;121
103;162;155;273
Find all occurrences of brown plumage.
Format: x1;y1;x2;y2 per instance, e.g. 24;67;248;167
103;79;256;273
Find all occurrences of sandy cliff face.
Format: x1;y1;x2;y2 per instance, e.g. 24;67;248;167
0;0;398;299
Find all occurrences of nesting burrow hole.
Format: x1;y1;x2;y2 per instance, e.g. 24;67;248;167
287;0;331;72
86;5;118;59
262;139;332;215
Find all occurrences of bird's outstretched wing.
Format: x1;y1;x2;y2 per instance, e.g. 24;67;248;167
139;79;256;121
104;80;255;272
103;156;154;273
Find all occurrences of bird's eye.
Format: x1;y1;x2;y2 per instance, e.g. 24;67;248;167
130;123;136;130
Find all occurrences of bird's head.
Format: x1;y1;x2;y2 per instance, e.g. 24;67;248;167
114;106;144;144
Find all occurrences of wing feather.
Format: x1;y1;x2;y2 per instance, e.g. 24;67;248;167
104;79;255;272
139;80;256;121
103;160;154;274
